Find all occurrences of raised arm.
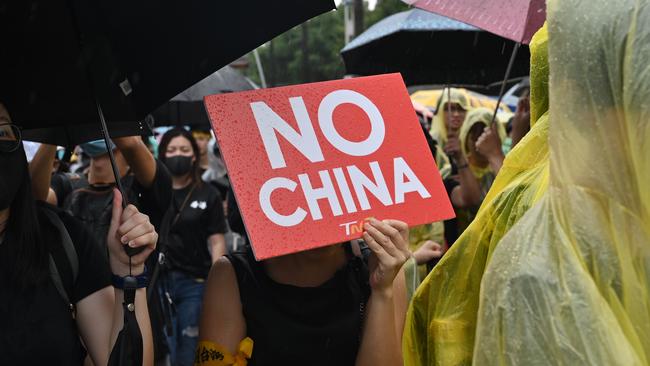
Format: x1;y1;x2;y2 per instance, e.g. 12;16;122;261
76;189;157;366
356;218;411;366
476;124;506;175
114;136;157;188
445;136;482;208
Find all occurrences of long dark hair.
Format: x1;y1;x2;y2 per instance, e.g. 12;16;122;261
1;160;48;290
158;127;203;186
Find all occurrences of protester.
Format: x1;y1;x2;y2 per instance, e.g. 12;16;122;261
196;218;410;365
0;103;158;365
29;145;87;207
61;137;172;256
403;23;551;366
475;1;650;363
430;88;471;149
459;107;507;200
508;91;531;150
157;127;227;366
42;136;173;363
191;129;212;175
202;139;230;200
407;126;447;276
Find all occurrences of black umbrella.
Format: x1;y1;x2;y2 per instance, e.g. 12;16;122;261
1;1;335;364
150;65;257;129
1;0;335;141
1;0;334;198
340;8;530;86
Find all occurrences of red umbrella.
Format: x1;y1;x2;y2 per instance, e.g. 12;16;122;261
403;0;546;44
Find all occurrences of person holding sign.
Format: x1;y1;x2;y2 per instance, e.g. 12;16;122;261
196;74;455;365
196;221;410;366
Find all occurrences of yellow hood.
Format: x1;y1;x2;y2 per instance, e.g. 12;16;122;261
429;88;471;146
458;107;508;161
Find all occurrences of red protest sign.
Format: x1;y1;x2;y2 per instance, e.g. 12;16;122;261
205;73;454;260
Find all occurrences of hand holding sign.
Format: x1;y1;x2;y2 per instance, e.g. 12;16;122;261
205;74;454;259
363;218;411;294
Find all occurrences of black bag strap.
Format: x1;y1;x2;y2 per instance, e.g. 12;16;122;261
147;183;197;299
43;208;78;313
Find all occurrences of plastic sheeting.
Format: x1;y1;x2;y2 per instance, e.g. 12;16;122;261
474;0;650;364
402;23;550;366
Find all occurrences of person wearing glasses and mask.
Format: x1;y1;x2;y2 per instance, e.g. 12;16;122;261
0;103;158;365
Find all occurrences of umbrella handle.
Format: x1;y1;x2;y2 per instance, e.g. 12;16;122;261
490;42;521;125
95;101;145;257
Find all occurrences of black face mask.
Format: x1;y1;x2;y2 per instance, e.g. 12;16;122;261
164;155;193;176
0;144;27;210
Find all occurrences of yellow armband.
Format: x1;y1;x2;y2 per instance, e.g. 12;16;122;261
194;338;254;366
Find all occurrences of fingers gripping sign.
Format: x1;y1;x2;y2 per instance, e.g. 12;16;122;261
108;189;158;276
362;218;410;293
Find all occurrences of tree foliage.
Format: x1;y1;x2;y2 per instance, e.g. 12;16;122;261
243;0;410;86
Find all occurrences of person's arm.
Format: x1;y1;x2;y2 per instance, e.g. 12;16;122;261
510;95;531;148
28;144;56;202
356;219;411;366
198;257;247;355
76;189;157;366
454;164;483;208
412;240;444;265
113;136;157;188
445;135;482;208
208;234;227;264
46;187;58;206
476;124;506;175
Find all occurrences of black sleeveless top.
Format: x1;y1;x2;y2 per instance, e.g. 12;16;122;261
226;245;371;366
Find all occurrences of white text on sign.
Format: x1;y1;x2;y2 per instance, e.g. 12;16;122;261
252;89;431;228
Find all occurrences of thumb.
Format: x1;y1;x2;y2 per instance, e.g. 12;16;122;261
109;188;124;232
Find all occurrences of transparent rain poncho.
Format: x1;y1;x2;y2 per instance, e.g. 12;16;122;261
473;0;650;364
402;23;551;366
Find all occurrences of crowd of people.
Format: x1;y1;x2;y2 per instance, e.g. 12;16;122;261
1;0;649;365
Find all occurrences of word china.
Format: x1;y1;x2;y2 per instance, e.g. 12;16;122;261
206;74;453;259
254;89;431;227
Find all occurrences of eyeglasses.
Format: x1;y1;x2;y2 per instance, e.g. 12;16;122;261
0;123;22;153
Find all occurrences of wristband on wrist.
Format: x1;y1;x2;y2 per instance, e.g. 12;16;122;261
112;266;148;289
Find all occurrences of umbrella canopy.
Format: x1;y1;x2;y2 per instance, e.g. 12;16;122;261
404;0;546;44
340;8;530;86
150;65;257;128
410;88;514;113
0;0;335;145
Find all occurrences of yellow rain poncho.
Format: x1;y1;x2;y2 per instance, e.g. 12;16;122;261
403;24;551;366
429;88;471;147
474;0;650;364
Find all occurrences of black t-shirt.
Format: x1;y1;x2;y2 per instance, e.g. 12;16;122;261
0;206;111;365
64;159;172;252
225;246;370;366
166;183;226;279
